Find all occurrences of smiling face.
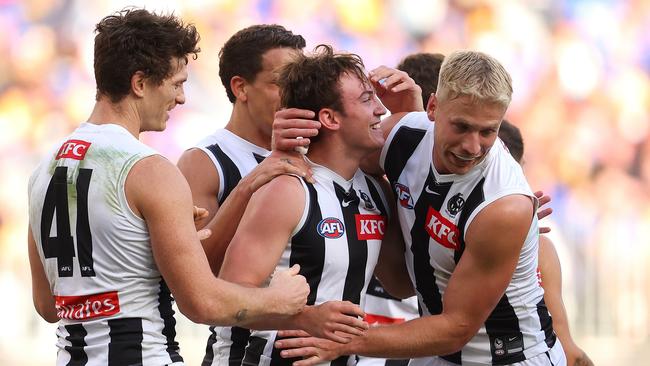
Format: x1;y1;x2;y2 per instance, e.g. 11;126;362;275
336;73;387;153
140;57;188;132
429;94;506;175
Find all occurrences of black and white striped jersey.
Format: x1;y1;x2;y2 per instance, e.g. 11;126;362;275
219;161;389;366
195;128;269;205
28;123;183;365
193;128;269;366
379;112;556;366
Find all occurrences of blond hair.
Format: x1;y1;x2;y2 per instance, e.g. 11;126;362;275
436;50;512;107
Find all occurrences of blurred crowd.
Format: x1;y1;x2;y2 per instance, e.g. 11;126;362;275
1;0;649;364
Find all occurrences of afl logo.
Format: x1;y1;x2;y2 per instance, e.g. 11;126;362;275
317;217;345;239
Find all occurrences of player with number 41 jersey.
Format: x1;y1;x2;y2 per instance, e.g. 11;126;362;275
28;123;183;365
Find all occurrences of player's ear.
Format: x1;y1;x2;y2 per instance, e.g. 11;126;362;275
131;71;147;98
318;108;340;131
426;93;437;121
231;76;248;102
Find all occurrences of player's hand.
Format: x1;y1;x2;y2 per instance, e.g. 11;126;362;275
268;264;309;316
534;190;553;234
275;330;342;366
296;301;368;343
272;108;320;152
565;344;594;366
369;66;423;114
241;151;314;188
192;206;211;240
193;206;209;221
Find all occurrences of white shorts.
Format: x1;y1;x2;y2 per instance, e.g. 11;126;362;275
407;340;566;366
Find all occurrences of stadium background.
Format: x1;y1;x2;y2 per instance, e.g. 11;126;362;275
0;0;648;364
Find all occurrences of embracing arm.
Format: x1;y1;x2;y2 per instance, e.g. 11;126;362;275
178;148;309;274
130;155;308;327
539;235;593;366
276;195;535;362
28;227;59;323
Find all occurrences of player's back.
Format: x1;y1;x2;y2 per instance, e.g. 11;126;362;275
28;122;184;366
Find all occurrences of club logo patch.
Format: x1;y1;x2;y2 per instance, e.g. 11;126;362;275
446;193;465;216
394;183;414;209
359;191;375;210
317;217;345;239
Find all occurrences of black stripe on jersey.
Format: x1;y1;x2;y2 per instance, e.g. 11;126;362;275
206;143;242;204
291;182;325;306
364;176;387;216
202;327;217;366
228;327;252;366
536;297;557;348
158;280;183;363
413;171;462;364
386;359;410;366
411;169;451;315
253;152;266;164
242;336;268;366
366;276;402;301
107;318;143;366
383;126;426;184
76;168;95;277
454;177;485;264
334;182;367;304
64;324;88;366
485;294;526;365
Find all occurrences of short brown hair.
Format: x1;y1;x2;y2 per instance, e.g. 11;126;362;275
397;52;445;106
93;8;200;102
278;44;368;117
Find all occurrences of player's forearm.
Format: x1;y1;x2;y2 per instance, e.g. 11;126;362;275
202;183;255;274
344;314;471;358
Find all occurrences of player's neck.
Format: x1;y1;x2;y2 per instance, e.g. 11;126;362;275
225;104;272;150
307;139;362;181
87;98;141;139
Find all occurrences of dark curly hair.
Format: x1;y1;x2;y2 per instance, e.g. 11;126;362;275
219;24;305;103
397;52;445;106
93;8;201;102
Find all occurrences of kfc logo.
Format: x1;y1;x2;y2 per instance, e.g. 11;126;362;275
317;217;345;239
364;313;406;325
425;207;460;250
56;140;91;160
355;214;386;240
55;291;120;320
394;183;414;209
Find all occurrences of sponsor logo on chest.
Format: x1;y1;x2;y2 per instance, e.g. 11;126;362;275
425;207;460;250
55;291;120;320
355;214;386;240
56;139;92;160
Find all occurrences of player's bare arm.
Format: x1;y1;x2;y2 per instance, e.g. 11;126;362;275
372;176;414;299
27;227;59;323
219;174;369;343
128;155;308;326
275;194;534;364
177;148;220;229
538;236;594;366
190;150;311;274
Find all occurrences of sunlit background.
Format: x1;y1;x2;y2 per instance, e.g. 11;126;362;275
1;0;649;364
